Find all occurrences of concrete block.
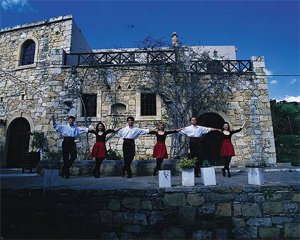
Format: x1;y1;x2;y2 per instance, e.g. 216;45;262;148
201;167;216;186
182;168;194;187
43;169;60;187
158;170;171;188
248;168;265;185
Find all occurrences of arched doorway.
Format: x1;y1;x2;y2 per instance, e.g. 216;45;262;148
6;118;31;167
198;112;224;166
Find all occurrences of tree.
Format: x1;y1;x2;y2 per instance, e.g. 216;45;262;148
270;100;300;136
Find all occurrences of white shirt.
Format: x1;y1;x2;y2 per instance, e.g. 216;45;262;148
180;125;211;138
53;122;88;138
117;126;149;139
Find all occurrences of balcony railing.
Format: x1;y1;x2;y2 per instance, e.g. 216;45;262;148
64;50;177;67
64;50;253;74
190;60;253;74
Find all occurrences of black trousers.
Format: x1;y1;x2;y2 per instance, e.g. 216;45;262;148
223;156;232;171
62;137;77;170
189;137;203;175
123;139;135;174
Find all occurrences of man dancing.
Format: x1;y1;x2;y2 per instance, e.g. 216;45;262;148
51;115;89;178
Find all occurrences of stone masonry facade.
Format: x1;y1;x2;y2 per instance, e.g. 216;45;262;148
1;185;299;239
0;15;276;167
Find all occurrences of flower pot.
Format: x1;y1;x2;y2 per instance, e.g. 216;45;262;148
201;167;216;186
182;168;195;187
22;151;41;173
158;170;172;188
43;169;60;187
248;167;265;185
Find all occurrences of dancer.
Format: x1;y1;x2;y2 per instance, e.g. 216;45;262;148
88;122;118;178
180;116;220;177
116;116;149;178
220;122;245;177
51;115;89;178
149;123;179;176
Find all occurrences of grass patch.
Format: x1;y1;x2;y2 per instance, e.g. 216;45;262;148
275;135;300;166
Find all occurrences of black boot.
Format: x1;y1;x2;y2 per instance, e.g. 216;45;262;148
122;166;126;177
195;168;200;178
61;167;67;178
127;168;132;178
65;168;70;178
227;169;231;178
222;168;226;177
95;170;100;178
153;167;157;176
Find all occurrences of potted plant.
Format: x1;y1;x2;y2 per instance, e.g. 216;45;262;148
178;156;197;186
200;160;216;186
22;131;47;173
246;162;266;185
42;150;62;187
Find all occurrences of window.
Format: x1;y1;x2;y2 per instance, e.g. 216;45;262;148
20;40;36;65
82;94;97;117
111;103;126;115
141;93;156;116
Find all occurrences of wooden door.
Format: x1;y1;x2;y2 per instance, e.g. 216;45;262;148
6;118;30;167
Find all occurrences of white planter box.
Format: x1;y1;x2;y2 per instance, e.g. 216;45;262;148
43;169;60;187
201;167;216;186
182;168;195;187
248;168;265;185
158;170;172;188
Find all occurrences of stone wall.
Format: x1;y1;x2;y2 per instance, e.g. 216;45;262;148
1;185;299;239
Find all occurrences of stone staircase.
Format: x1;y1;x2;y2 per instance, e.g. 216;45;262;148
0;168;39;177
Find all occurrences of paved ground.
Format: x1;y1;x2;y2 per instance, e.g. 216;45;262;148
1;167;299;190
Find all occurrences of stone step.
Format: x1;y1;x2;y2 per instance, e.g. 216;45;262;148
276;162;292;167
0;168;23;174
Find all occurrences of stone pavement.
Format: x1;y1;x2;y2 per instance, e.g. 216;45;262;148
1;167;299;190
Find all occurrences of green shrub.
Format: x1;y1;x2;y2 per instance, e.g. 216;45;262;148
202;160;211;167
178;156;197;169
106;149;122;160
44;150;62;161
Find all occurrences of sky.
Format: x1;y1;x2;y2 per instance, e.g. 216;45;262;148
0;0;299;102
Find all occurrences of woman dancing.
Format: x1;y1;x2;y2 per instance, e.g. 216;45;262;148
220;121;245;177
149;123;179;176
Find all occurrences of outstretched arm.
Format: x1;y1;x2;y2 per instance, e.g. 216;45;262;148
179;127;188;135
78;126;89;135
106;128;120;134
166;129;179;134
51;115;63;132
148;130;157;134
232;122;245;134
88;129;97;134
137;128;150;136
209;127;222;132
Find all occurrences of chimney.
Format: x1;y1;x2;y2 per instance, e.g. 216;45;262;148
171;32;179;47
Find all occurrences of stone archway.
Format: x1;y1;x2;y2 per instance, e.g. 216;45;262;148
198;112;224;166
6;117;31;167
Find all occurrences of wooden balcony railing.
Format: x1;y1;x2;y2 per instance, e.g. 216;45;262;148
64;50;177;67
190;60;253;74
64;50;253;74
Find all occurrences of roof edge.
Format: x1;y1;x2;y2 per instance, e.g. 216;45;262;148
0;15;73;33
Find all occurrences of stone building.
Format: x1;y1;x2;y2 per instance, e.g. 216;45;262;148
0;15;276;168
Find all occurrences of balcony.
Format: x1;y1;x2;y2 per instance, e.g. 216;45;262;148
63;50;253;74
64;49;177;67
190;59;253;74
